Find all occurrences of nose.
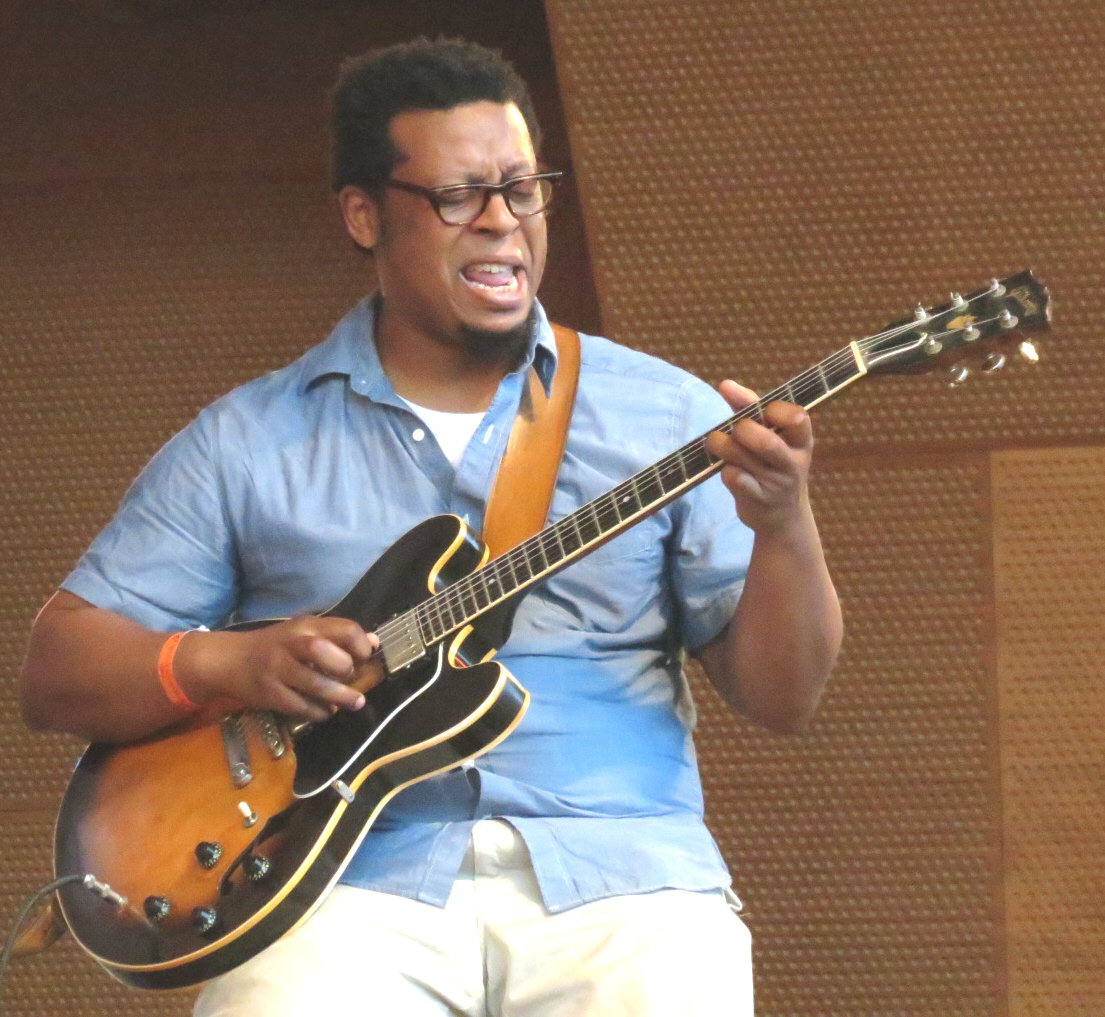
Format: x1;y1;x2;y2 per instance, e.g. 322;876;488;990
471;191;519;233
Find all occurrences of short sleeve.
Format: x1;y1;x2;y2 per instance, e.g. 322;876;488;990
667;379;755;651
62;410;240;631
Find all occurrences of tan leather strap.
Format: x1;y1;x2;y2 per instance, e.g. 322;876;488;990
481;324;581;559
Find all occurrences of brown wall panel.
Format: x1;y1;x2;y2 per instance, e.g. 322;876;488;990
993;447;1105;1016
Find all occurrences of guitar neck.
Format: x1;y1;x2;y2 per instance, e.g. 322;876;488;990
377;340;869;672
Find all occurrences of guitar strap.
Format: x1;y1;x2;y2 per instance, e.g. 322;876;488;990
480;323;581;560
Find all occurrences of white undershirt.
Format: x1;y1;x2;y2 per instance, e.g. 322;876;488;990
399;397;486;468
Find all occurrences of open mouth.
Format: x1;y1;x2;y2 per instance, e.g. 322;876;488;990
462;262;523;297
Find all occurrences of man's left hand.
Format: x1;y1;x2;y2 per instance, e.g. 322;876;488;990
704;379;814;535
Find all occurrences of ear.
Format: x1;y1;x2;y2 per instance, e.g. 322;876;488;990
338;186;381;250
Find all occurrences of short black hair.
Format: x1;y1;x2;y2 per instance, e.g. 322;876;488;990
331;37;542;195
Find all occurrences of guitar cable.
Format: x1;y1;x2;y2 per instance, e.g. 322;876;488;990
0;874;82;1014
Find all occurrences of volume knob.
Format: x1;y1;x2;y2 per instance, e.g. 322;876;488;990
195;841;223;869
243;855;272;882
191;906;219;936
144;896;171;922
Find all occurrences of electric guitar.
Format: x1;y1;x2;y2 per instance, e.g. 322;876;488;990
53;271;1050;988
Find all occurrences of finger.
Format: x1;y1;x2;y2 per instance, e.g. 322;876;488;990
266;681;336;724
316;616;379;663
286;660;366;712
297;633;359;679
761;400;812;449
718;379;759;411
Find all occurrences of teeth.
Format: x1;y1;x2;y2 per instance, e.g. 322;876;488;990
469;273;520;293
470;263;512;275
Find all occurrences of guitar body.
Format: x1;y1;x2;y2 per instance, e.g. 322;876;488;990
53;515;529;989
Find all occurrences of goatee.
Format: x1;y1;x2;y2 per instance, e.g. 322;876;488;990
456;305;538;371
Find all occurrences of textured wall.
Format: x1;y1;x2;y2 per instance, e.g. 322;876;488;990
992;448;1105;1016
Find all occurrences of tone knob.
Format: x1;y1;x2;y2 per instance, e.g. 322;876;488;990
243;855;272;882
192;906;219;936
144;896;171;922
195;841;223;869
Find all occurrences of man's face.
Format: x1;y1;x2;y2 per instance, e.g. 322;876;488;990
368;101;548;359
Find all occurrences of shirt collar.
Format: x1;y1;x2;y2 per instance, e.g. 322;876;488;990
297;295;560;400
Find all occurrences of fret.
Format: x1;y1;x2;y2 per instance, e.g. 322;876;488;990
815;361;830;390
559;517;584;557
567;511;588;553
500;548;521;593
584;500;606;542
522;539;546;579
535;532;556;572
481;562;505;601
547;521;568;564
681;441;713;479
417;599;446;644
595;493;621;530
823;355;860;393
469;577;491;613
636;467;664;506
439;591;462;633
790;373;827;409
615;484;643;518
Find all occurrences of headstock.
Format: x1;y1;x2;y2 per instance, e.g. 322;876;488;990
861;270;1051;384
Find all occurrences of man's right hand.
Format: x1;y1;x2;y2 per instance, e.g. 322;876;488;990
18;591;381;744
178;616;380;723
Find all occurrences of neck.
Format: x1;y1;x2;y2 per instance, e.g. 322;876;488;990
373;300;533;413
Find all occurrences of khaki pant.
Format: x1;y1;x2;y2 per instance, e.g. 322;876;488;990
195;819;753;1016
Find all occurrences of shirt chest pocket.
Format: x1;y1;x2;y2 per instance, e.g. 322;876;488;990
541;484;672;635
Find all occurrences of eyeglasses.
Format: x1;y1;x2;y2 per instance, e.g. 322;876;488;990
384;171;563;226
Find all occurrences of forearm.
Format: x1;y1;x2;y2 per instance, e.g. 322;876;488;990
18;591;200;743
698;499;842;732
19;590;377;745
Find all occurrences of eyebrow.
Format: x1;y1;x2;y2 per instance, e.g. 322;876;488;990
457;162;537;185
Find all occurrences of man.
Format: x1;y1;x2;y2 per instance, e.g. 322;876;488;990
19;38;841;1015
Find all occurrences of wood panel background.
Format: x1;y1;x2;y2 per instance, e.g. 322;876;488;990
2;1;1103;1014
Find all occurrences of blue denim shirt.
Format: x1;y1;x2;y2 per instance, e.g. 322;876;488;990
64;298;755;912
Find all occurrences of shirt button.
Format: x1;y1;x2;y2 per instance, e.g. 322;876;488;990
412;428;425;441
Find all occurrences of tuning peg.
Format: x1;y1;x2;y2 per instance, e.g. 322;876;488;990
981;352;1006;373
950;292;968;309
913;304;928;321
948;364;970;386
998;309;1019;330
1018;340;1040;362
989;278;1007;296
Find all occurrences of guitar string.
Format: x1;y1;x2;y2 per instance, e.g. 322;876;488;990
374;327;886;654
374;300;1012;655
398;316;932;641
374;306;1004;653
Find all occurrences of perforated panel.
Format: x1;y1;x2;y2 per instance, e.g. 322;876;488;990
546;0;1104;451
993;448;1105;1016
692;453;1002;1014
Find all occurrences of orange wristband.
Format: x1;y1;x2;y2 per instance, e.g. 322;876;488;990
157;631;200;712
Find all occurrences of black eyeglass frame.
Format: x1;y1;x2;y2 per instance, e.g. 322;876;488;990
383;171;564;226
